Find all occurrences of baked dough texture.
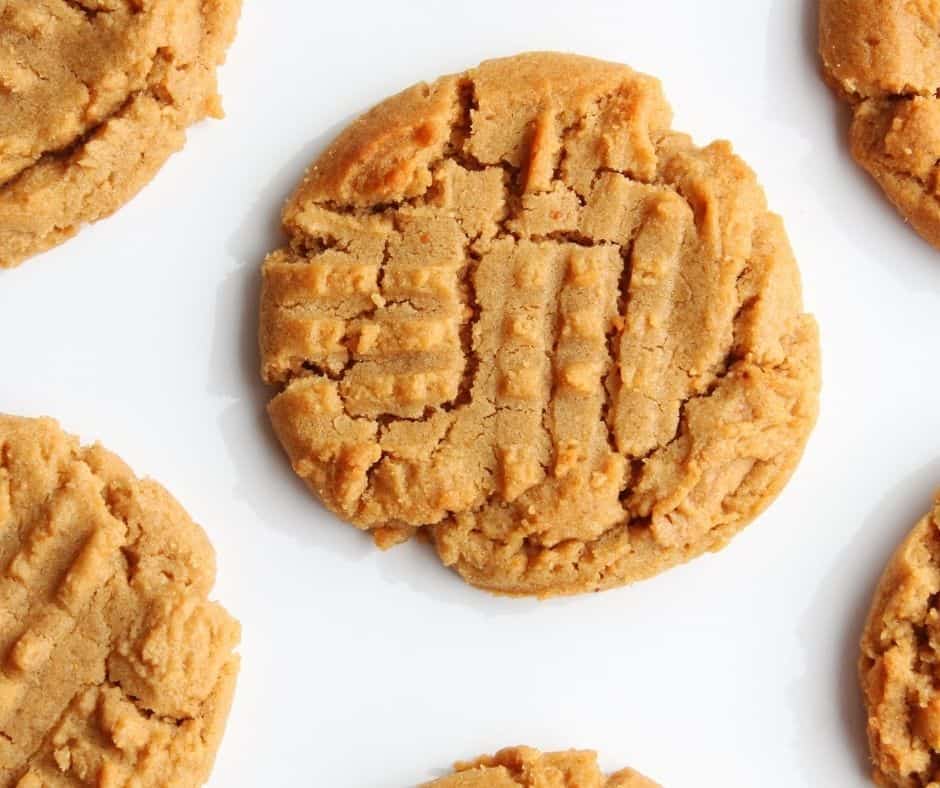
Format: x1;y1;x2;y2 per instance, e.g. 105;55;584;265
422;746;659;788
0;0;241;269
260;52;821;597
0;415;240;788
861;495;940;788
820;0;940;249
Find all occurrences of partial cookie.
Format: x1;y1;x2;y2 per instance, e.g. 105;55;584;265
0;415;240;788
820;0;940;249
260;52;820;597
0;0;242;269
860;494;940;788
421;746;658;788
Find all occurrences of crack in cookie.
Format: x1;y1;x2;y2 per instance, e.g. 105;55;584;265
259;52;821;597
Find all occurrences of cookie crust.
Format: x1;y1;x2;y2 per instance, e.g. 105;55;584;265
820;0;940;249
861;495;940;788
422;746;659;788
0;415;240;788
260;52;821;597
0;0;241;269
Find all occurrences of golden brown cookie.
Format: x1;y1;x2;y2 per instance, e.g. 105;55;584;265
0;415;240;788
860;494;940;788
0;0;241;269
421;746;659;788
259;52;820;597
820;0;940;249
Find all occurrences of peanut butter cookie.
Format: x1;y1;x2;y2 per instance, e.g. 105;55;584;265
422;746;659;788
0;0;241;269
820;0;940;249
860;494;940;788
260;52;820;597
0;415;240;788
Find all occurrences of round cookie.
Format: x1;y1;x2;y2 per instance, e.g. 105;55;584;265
0;415;240;787
820;0;940;249
0;0;241;269
860;495;940;788
260;52;820;597
422;746;659;788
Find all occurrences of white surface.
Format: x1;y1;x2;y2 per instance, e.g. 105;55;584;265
3;1;940;785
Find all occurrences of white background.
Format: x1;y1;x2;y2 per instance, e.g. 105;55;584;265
3;1;940;785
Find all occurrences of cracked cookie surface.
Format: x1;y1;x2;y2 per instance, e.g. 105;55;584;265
820;0;940;249
260;52;820;597
0;0;241;268
0;414;240;788
421;746;659;788
861;495;940;788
